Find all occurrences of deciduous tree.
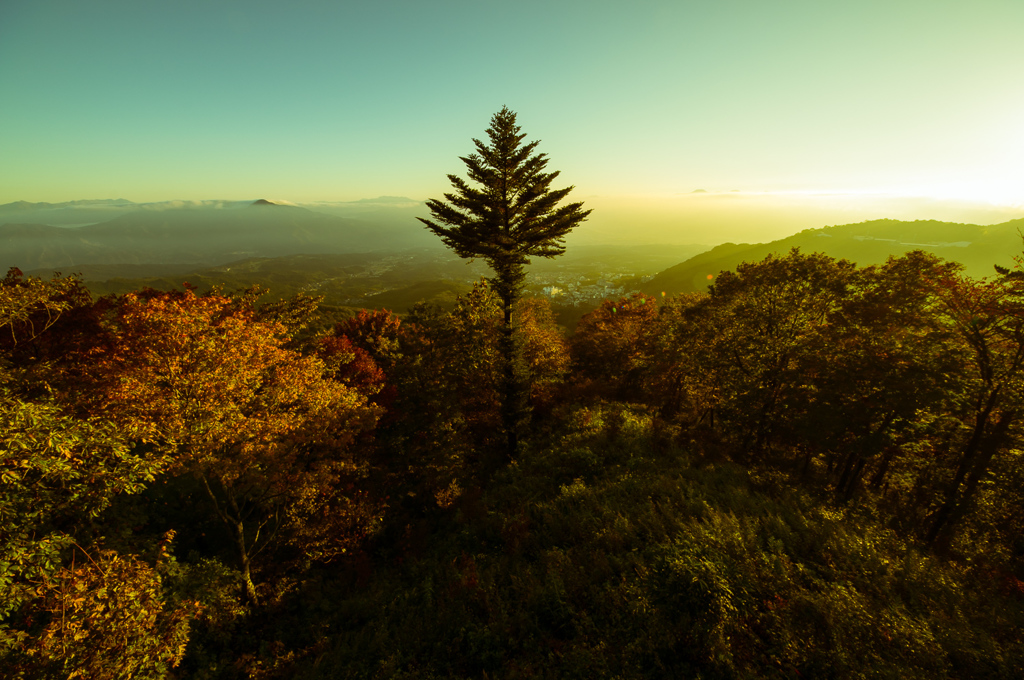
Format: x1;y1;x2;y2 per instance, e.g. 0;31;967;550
571;293;659;402
701;249;857;458
925;268;1024;547
84;289;380;601
1;274;194;677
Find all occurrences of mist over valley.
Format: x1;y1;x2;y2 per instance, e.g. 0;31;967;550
4;196;1022;321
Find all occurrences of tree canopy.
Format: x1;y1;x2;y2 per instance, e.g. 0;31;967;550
5;240;1024;678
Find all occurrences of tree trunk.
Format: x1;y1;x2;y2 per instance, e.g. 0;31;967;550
493;266;527;466
499;304;519;460
235;520;260;604
925;393;998;545
200;473;261;604
838;414;896;501
868;445;898;489
927;407;1015;548
800;446;814;481
226;492;261;604
841;457;868;502
835;450;860;501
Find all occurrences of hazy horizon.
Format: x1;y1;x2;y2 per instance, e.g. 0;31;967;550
2;0;1021;240
4;191;1020;247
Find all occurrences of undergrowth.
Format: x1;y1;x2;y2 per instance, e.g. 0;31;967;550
291;403;1024;679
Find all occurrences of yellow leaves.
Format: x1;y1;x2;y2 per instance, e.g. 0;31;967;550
13;542;196;679
0;271;74;344
434;478;463;509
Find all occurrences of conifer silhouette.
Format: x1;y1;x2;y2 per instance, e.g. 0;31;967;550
419;107;590;460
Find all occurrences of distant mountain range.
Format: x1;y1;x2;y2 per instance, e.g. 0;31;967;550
639;217;1024;296
4;198;1022;301
0;198;440;272
0;197;428;226
0;199;249;227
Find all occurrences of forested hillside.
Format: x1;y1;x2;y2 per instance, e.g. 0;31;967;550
2;247;1023;678
641;217;1024;295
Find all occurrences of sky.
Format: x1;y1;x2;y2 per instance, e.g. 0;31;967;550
2;0;1022;243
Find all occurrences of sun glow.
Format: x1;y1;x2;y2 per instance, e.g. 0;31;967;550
570;190;1023;247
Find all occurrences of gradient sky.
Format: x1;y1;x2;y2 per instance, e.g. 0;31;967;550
2;0;1022;242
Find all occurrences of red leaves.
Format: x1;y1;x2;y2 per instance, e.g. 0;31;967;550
333;308;404;362
319;335;387;396
321;308;412;414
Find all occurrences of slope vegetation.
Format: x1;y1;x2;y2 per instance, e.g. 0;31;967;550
642;217;1024;295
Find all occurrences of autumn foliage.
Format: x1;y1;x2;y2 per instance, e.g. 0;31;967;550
3;246;1024;678
78;288;380;601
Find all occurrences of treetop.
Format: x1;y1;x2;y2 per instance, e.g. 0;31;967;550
418;107;591;270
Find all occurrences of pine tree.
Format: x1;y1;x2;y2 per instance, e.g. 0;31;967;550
418;107;590;460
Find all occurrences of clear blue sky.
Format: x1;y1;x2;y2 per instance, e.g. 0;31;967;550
2;0;1021;240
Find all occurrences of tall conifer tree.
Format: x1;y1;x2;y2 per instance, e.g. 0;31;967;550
419;107;590;459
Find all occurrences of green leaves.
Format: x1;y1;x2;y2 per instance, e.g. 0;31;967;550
0;386;188;676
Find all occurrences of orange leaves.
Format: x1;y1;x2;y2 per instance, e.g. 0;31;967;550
74;288;382;575
516;297;570;407
88;289;376;471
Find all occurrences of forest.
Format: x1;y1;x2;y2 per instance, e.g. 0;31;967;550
2;243;1024;678
3;107;1023;679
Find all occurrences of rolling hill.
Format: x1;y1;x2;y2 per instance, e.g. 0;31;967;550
640;217;1024;296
